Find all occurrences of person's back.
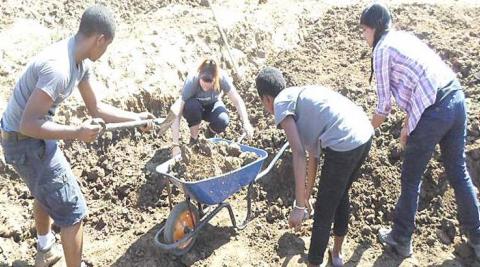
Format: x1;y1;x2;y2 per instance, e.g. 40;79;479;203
361;3;480;260
274;85;373;156
375;30;455;90
256;67;373;266
2;37;90;132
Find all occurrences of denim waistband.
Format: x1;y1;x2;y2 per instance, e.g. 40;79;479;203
434;79;461;105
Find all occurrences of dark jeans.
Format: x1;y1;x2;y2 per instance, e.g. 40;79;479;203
183;98;229;133
392;84;480;244
308;138;372;265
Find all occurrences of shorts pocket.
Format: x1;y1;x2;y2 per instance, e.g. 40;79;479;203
41;173;80;216
4;152;36;183
4;153;26;165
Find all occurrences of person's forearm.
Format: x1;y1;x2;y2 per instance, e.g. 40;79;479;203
403;115;409;128
371;113;387;129
305;155;318;199
233;98;249;125
93;103;140;123
19;119;79;140
292;149;307;207
171;116;181;144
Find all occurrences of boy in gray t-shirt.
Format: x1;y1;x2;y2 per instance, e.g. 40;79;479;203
255;67;373;266
0;5;154;267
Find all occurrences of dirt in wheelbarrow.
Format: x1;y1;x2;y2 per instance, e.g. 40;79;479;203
1;0;480;267
171;136;258;181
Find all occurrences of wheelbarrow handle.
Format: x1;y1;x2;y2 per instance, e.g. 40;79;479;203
255;142;289;182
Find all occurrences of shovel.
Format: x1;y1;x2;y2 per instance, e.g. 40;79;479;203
91;101;182;135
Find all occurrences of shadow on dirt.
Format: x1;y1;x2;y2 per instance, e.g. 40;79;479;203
111;221;236;266
277;232;308;266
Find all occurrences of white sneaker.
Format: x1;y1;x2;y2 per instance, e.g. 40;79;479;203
329;248;344;267
378;227;413;257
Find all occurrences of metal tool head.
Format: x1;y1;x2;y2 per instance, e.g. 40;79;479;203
90;118;106;135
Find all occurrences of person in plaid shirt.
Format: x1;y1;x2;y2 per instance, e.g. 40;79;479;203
360;2;480;259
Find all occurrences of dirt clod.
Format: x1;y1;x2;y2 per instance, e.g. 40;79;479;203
171;137;258;181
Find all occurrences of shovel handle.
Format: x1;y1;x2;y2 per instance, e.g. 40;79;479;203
89;111;176;135
104;118;165;131
236;133;247;144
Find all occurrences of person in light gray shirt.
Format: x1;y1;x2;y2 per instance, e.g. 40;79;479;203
255;67;373;267
1;5;154;267
170;58;254;156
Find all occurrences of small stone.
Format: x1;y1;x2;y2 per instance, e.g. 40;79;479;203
366;214;375;223
0;225;11;238
361;225;372;236
436;229;452;245
266;205;282;223
441;219;456;240
426;236;436;246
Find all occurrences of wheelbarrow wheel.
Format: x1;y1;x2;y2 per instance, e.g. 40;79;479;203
164;201;199;255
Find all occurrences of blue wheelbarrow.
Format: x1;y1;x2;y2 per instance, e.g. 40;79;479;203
153;138;289;255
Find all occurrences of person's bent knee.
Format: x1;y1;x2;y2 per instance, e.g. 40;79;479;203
210;113;229;133
183;99;203;127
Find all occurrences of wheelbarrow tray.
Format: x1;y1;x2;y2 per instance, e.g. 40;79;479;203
156;138;268;205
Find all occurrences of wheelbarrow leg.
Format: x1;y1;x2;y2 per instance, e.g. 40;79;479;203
186;197;197;228
225;183;253;230
166;179;173;210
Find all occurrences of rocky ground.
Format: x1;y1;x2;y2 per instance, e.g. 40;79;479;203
1;0;480;266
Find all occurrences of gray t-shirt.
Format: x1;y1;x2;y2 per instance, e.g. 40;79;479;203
181;70;233;106
1;36;90;132
274;86;373;156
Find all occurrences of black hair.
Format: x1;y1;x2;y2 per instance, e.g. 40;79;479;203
360;3;392;83
78;5;116;40
255;67;286;98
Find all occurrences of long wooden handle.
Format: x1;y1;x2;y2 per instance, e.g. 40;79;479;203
96;110;176;134
104;118;166;131
91;106;178;134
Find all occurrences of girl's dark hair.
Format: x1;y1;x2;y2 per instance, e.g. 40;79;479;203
360;3;392;83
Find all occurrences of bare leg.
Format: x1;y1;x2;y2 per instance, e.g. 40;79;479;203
61;221;83;267
34;200;52;235
189;124;200;139
332;235;345;257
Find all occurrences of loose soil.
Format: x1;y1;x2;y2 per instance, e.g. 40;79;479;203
171;137;258;181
